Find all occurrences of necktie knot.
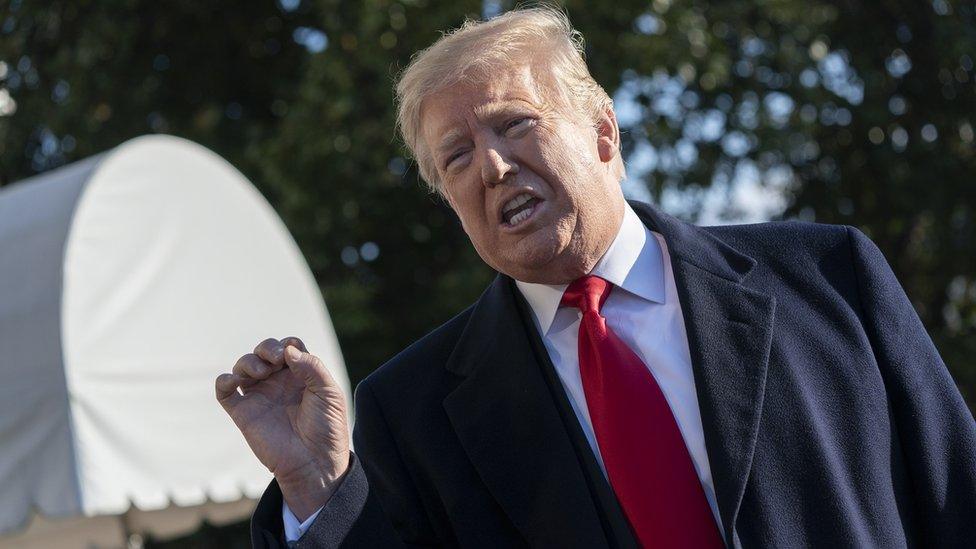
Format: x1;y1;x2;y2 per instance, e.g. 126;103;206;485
560;275;612;314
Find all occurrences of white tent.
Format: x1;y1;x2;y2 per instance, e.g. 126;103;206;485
0;135;350;548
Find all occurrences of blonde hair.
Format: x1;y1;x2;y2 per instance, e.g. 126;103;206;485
394;5;624;192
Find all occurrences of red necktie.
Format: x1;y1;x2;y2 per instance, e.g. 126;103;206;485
561;275;724;548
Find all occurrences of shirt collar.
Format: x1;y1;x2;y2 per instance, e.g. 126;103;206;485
515;203;666;335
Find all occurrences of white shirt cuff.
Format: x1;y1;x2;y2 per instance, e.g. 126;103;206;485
282;501;324;542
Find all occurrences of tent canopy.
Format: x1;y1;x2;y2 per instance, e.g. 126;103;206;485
0;135;349;545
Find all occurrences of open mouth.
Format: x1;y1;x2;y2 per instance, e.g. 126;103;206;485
501;193;542;227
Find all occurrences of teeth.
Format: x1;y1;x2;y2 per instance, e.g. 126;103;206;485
503;193;532;214
508;206;533;225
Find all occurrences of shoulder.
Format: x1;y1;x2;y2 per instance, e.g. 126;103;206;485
702;220;858;273
700;221;873;303
703;219;850;253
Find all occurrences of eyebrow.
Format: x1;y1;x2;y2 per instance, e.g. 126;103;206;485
474;99;536;121
436;128;465;155
434;98;539;156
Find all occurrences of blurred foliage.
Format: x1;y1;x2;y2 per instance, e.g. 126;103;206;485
1;0;973;434
2;0;974;545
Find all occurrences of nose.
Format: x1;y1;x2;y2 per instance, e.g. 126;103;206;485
480;144;519;188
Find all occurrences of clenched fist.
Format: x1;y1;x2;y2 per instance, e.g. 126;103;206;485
215;336;350;520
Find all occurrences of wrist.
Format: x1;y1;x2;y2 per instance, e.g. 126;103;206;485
276;453;351;521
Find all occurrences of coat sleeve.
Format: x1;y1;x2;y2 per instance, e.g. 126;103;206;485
847;226;976;544
249;378;438;548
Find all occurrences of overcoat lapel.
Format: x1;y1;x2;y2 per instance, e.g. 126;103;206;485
442;276;609;548
631;202;775;547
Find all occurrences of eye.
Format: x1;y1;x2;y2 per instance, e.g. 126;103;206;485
445;148;469;168
505;117;531;132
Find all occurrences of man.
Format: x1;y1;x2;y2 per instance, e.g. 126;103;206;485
216;7;976;548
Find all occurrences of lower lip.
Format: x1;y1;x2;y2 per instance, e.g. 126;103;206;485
501;200;544;233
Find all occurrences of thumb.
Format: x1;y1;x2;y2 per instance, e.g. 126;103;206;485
284;345;336;391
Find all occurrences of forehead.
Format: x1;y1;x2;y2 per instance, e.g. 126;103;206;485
419;64;546;143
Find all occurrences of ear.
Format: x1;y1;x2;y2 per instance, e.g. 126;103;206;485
595;106;621;165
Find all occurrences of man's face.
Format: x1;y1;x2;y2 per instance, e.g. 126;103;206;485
419;63;624;284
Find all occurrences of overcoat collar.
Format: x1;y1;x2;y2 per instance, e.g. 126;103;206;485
443;201;774;548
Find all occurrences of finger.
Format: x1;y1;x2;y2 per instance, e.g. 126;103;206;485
216;371;259;401
284;345;337;391
254;337;285;366
232;353;275;379
279;336;308;353
215;373;244;403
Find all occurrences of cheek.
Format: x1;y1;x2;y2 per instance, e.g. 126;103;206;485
536;141;597;204
445;183;490;235
535;125;596;175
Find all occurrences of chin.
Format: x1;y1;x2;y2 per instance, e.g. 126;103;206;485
494;235;567;281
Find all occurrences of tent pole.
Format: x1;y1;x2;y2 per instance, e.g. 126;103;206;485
119;511;143;549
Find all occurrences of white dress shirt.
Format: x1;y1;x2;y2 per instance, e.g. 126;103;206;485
283;504;321;542
515;204;724;533
284;204;723;541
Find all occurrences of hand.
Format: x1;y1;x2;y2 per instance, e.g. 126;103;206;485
216;336;350;520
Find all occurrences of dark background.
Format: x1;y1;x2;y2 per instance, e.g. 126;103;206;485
1;0;973;546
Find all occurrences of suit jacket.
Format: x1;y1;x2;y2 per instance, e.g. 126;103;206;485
252;201;976;548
